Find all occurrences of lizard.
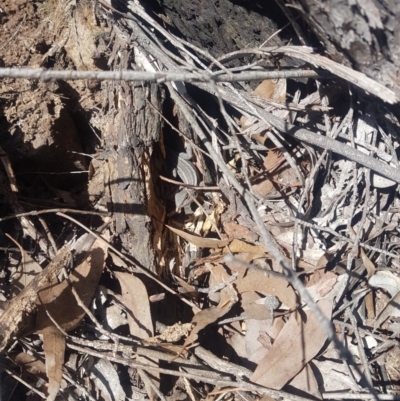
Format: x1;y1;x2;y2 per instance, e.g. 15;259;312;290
165;147;200;210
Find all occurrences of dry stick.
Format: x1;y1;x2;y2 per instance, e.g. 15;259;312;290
348;310;374;388
323;393;400;400
340;323;362;392
216;46;399;104
194;82;400;185
332;319;395;344
67;343;314;401
0;67;319;82
0;207;107;223
66;337;221;376
3;367;46;399
56;212;201;313
265;201;400;259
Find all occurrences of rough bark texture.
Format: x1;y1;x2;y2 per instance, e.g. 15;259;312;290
285;0;400;94
102;39;164;272
153;0;285;55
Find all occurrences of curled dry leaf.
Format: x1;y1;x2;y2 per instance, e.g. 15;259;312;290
250;298;333;389
369;271;400;297
360;248;376;279
166;224;230;248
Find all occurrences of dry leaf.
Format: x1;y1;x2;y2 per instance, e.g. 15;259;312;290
360;248;376;279
0;245;71;354
373;291;400;330
42;326;65;401
369;271;400;297
254;78;287;102
167;225;230;248
225;239;266;254
287;363;322;400
250;299;332;389
34;239;107;401
183;284;238;348
114;271;158;399
89;358;126;401
114;272;153;338
235;269;297;309
14;352;47;378
35;244;107;333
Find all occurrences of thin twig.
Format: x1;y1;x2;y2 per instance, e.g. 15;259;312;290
3;367;46;399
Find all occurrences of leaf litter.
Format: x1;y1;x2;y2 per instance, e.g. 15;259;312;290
0;1;400;400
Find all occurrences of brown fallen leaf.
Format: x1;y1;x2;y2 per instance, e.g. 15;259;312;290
114;271;153;338
182;284;238;349
114;271;158;399
166;225;230;248
13;352;47;377
235;269;297;309
253;78;287;102
373;291;400;330
35;244;107;333
224;239;266;254
42;326;65;401
0;244;71;355
287;363;322;400
34;239;107;401
250;298;332;389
